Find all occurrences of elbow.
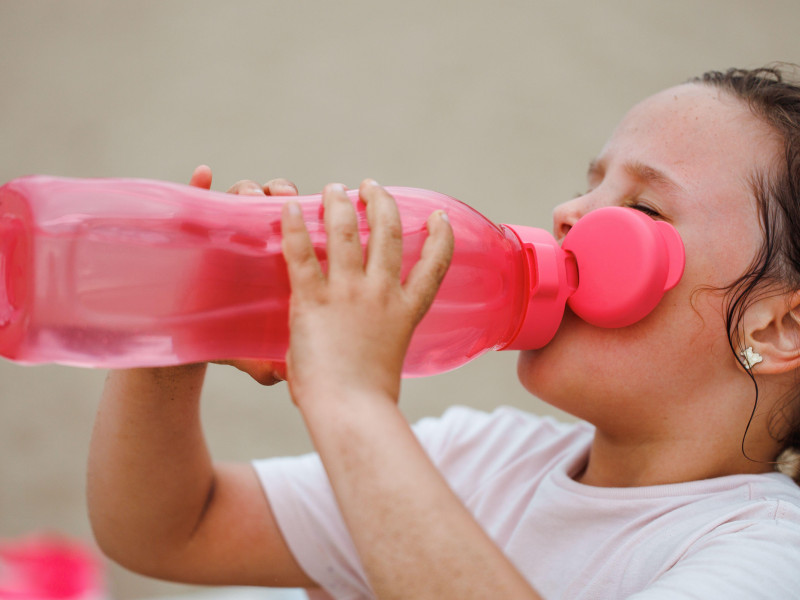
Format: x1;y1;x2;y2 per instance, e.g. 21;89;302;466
87;498;212;583
87;508;177;580
88;515;154;577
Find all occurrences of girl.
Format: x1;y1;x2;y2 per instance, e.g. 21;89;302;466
87;66;800;599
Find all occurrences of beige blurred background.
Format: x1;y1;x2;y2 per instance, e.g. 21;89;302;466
0;1;798;598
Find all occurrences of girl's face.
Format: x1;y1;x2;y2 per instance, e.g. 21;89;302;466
518;83;782;431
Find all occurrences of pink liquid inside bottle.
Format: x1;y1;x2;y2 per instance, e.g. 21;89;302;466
0;176;684;377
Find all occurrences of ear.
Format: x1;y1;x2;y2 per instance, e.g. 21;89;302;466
744;290;800;374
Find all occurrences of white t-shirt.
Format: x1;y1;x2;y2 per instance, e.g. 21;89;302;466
253;406;800;599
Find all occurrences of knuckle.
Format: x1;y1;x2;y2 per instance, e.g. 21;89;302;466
324;183;348;196
227;179;261;195
265;178;298;194
233;179;254;188
332;222;360;244
382;218;403;242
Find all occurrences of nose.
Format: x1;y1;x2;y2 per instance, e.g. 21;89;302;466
552;196;586;241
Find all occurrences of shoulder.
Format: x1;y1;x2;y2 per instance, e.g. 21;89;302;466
633;480;800;600
687;471;800;526
412;405;592;490
413;404;590;452
715;472;800;536
746;471;800;507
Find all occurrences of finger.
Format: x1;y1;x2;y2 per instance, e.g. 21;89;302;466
323;183;364;277
213;359;286;386
403;210;454;322
189;165;213;189
263;178;299;197
359;179;403;281
281;200;325;300
271;360;288;382
227;179;266;196
234;359;287;386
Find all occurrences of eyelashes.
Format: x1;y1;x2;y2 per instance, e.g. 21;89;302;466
626;202;662;218
572;191;663;219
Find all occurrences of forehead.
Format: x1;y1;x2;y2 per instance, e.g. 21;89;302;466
602;84;782;280
602;83;780;194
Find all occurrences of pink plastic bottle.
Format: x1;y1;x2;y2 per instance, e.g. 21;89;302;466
0;176;684;377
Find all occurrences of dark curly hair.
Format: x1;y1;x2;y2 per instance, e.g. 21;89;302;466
693;65;800;482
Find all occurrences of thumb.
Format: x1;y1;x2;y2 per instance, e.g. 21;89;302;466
188;165;213;190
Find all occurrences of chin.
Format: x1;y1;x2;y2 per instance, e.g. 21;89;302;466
516;310;584;384
516;347;571;403
514;314;615;417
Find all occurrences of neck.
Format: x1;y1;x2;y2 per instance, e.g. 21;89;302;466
576;427;778;488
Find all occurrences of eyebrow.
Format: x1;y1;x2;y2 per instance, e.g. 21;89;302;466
588;159;687;197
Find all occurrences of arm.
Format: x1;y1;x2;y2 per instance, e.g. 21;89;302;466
86;169;314;586
87;368;314;587
282;180;543;599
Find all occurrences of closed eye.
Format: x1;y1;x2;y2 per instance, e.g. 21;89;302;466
626;202;661;219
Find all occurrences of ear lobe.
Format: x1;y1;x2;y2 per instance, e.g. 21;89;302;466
746;290;800;374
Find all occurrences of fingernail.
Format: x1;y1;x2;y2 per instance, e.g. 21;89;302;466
287;201;302;217
367;179;380;186
440;211;450;223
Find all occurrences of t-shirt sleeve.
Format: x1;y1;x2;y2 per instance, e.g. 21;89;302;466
252;452;370;599
627;505;800;600
251;406;499;599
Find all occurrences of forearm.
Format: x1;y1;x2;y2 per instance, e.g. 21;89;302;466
281;181;535;597
298;392;542;600
87;364;213;572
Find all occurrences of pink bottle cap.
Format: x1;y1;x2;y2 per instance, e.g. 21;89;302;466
563;207;684;328
502;207;684;350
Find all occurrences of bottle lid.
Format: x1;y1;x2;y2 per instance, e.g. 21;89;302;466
502;207;685;350
562;207;684;328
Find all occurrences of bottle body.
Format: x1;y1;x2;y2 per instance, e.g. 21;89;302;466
0;176;527;376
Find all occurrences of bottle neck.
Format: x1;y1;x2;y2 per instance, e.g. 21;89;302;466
498;223;577;351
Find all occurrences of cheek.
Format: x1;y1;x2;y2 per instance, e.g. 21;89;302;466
515;216;755;406
682;212;762;289
515;312;637;398
516;286;727;401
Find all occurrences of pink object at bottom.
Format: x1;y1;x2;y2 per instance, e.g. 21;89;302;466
0;535;107;600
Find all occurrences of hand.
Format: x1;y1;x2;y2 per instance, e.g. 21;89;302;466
277;183;538;599
281;179;453;405
188;165;296;385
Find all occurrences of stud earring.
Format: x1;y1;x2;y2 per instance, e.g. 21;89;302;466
740;346;763;370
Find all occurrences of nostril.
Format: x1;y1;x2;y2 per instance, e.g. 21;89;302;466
552;203;583;242
555;222;573;242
